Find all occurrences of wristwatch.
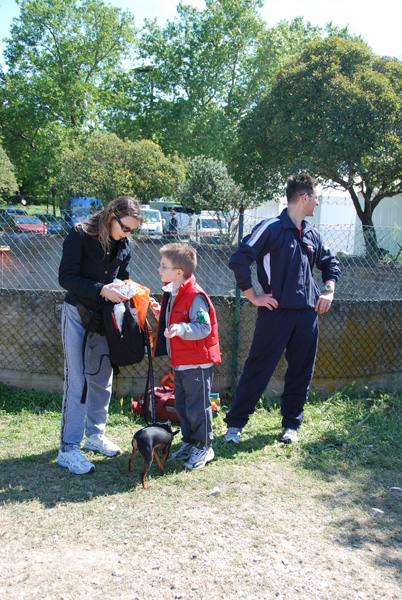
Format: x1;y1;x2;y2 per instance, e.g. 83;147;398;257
322;284;335;293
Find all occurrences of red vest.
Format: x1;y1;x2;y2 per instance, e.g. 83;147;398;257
154;275;221;367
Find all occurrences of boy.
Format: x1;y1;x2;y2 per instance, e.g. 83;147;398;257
150;242;221;470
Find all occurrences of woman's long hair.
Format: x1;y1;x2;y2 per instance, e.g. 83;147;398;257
78;196;143;252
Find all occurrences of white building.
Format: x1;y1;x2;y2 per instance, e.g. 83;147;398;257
243;190;402;256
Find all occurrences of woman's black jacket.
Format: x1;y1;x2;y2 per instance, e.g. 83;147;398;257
59;226;131;310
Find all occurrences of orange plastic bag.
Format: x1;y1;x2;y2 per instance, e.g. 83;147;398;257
124;279;153;347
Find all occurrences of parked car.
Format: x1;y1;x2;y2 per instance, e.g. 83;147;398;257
0;208;28;231
1;208;28;217
34;213;68;235
138;207;163;239
12;215;48;234
187;213;227;244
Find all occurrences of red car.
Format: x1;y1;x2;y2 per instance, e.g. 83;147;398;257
13;215;48;234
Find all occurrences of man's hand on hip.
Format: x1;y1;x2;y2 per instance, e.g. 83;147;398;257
243;288;279;310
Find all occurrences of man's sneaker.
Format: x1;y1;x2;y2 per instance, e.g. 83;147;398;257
183;444;215;470
84;434;121;457
224;427;242;444
171;442;193;461
57;447;95;474
280;428;299;444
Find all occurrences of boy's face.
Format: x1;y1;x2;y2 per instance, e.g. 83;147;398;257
158;256;184;286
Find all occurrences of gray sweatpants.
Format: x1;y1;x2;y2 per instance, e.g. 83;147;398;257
173;366;214;448
60;303;113;452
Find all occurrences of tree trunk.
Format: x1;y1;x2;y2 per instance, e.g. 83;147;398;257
347;188;385;259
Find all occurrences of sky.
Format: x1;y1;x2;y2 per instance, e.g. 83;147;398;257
0;0;401;65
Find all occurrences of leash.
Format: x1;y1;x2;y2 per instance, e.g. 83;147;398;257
142;322;157;425
79;303;105;404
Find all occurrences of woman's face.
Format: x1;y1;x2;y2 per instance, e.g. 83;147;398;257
109;214;140;241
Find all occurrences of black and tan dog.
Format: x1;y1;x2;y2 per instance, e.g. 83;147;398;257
129;423;179;489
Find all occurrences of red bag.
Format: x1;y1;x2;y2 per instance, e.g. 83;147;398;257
132;386;180;423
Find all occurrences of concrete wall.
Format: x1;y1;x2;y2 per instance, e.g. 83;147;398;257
0;290;401;399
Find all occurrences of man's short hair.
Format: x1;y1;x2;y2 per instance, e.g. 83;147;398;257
286;173;318;203
160;242;197;279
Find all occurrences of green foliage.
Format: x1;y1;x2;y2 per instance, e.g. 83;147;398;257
56;130;185;205
177;155;258;241
0;142;18;200
0;0;136;200
237;37;402;228
106;4;325;162
177;155;246;213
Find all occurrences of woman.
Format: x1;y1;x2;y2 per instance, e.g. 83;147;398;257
58;196;142;474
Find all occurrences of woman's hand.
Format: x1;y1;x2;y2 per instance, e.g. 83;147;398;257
149;297;161;318
100;283;130;303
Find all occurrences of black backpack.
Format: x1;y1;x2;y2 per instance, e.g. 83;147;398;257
102;299;145;370
80;298;146;403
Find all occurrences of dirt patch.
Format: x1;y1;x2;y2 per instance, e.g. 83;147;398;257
1;458;401;600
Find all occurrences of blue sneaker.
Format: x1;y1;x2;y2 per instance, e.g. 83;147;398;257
280;428;298;444
224;427;242;444
183;444;215;470
171;442;193;461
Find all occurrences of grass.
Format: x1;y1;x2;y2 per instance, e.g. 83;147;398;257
1;382;401;484
1;383;402;599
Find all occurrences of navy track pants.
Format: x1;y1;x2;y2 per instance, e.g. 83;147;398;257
225;307;319;430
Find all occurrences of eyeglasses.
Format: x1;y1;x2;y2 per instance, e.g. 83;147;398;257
300;192;320;200
114;213;136;234
158;265;179;271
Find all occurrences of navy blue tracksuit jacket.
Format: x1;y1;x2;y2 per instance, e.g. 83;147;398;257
225;208;341;430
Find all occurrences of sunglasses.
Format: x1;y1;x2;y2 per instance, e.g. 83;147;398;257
114;213;136;234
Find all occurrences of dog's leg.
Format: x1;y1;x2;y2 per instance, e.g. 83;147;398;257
141;455;153;489
128;439;138;472
153;449;166;475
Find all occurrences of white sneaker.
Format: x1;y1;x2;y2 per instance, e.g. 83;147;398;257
224;427;242;444
171;442;193;461
84;434;121;457
57;447;95;474
183;444;215;470
280;428;299;444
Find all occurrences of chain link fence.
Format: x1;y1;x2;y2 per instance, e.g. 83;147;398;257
1;217;401;396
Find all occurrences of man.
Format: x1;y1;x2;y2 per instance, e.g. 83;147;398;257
169;210;178;236
224;173;341;445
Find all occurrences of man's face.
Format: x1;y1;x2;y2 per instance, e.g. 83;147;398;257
304;188;320;217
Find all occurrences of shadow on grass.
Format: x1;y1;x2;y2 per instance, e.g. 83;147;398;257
0;447;185;507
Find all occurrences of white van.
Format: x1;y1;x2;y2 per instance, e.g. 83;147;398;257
149;199;192;233
187;212;227;244
139;207;163;239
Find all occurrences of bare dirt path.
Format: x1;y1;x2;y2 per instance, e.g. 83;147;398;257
1;459;401;600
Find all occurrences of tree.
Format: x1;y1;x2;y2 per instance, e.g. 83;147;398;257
0;0;136;200
105;2;325;162
56;131;185;205
237;37;402;256
176;155;256;241
0;142;18;200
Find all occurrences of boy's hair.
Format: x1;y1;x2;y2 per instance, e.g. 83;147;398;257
160;242;197;279
285;173;318;203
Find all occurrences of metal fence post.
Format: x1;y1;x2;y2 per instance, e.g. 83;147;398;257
231;206;244;392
